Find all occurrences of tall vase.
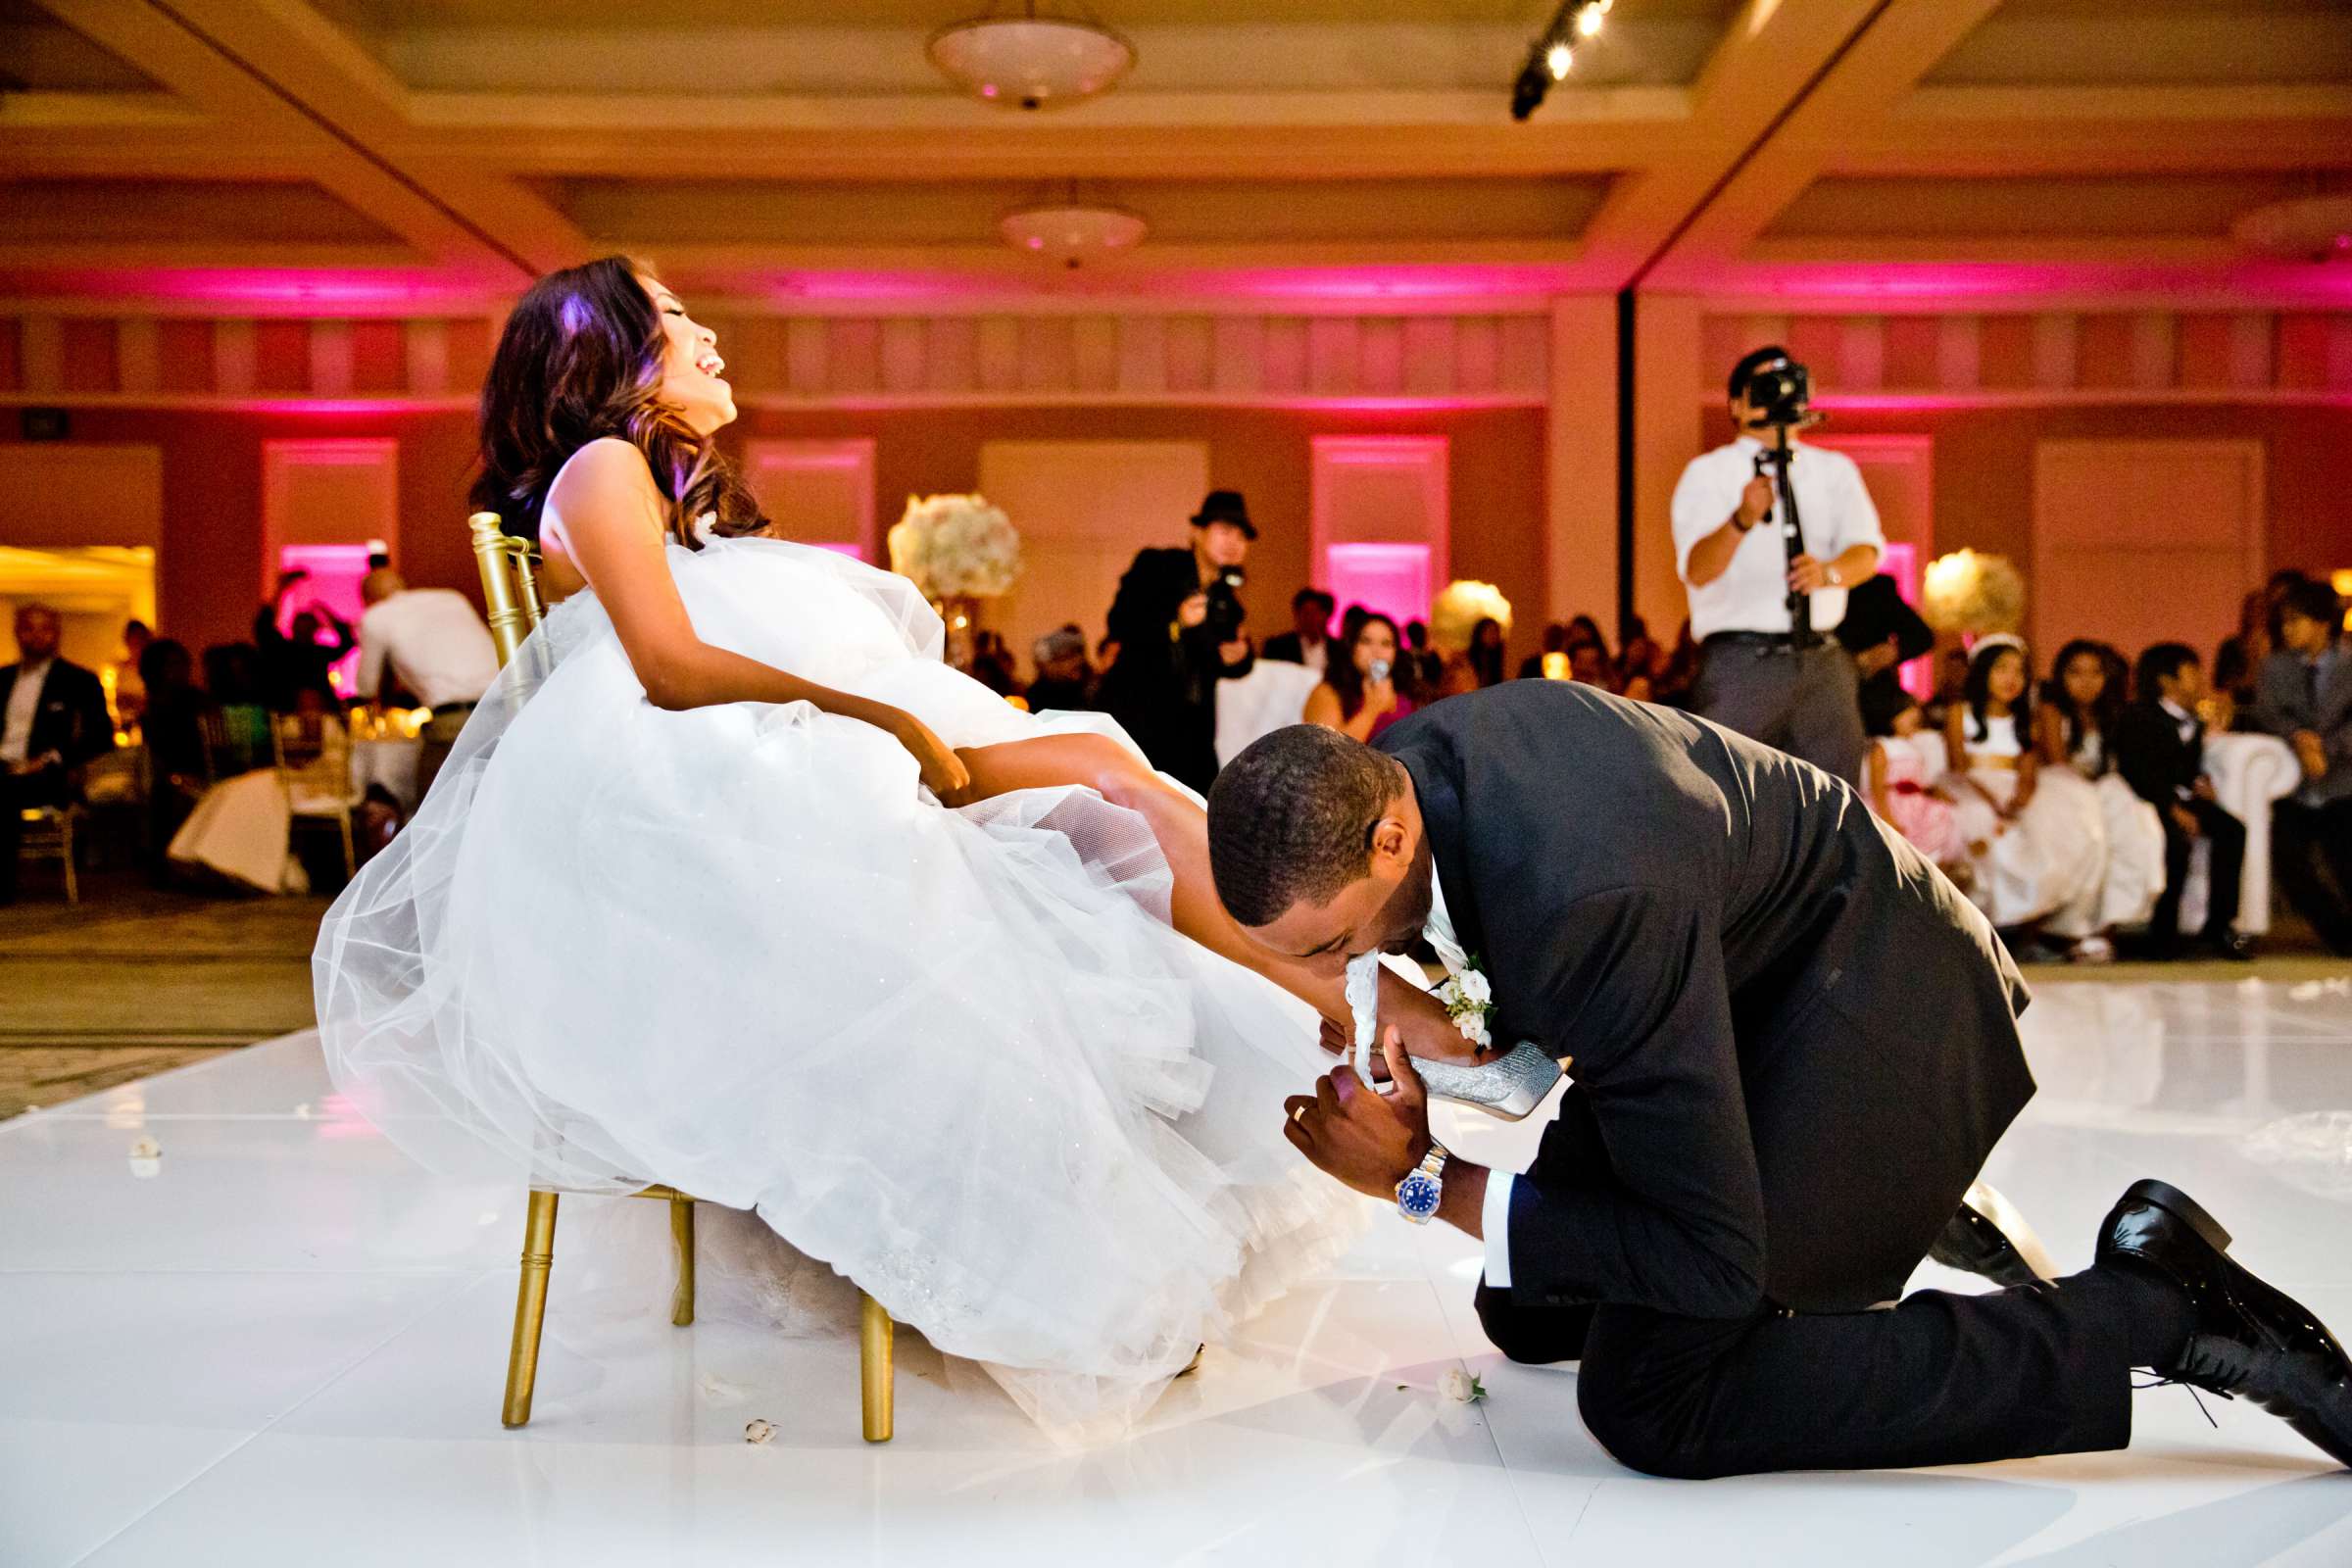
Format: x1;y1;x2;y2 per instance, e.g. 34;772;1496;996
937;594;982;672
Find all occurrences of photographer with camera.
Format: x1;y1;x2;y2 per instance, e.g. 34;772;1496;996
1098;488;1258;792
1673;345;1885;782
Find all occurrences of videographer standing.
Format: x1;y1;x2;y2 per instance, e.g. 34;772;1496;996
1673;345;1884;782
1098;488;1257;793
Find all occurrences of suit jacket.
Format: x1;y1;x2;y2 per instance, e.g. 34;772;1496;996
1378;682;2034;1319
2113;699;2207;810
1261;630;1326;666
2254;644;2352;806
0;658;113;775
1098;546;1239;790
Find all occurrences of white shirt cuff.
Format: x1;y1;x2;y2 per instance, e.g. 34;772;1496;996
1482;1169;1514;1290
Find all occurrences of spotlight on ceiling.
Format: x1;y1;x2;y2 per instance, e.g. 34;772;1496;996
1511;0;1608;122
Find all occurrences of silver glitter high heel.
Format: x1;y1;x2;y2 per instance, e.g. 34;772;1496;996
1343;953;1563;1121
1410;1042;1564;1121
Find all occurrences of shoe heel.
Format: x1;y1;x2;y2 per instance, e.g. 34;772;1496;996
2126;1179;2233;1251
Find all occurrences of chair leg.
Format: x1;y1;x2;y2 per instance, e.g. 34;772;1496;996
502;1191;561;1429
668;1196;696;1327
859;1291;895;1444
60;816;77;906
338;809;357;879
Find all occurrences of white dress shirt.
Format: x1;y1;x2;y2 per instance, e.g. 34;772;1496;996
1670;436;1885;641
356;590;500;710
1422;867;1523;1289
2;657;54;765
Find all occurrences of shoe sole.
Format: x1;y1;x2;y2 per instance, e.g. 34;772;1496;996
2125;1178;2233;1252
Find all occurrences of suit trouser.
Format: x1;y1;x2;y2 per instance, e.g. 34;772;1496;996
2272;798;2352;954
2149;797;2244;943
1474;1276;2132;1479
1691;639;1865;784
1470;1081;2132;1479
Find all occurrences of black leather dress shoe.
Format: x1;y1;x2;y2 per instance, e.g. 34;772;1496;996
2209;931;2257;961
1929;1200;2046;1290
2099;1179;2352;1466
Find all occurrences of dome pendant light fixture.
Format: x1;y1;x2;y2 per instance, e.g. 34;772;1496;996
929;2;1136;112
1001;183;1148;269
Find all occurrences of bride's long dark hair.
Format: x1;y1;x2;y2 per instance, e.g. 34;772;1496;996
468;255;763;549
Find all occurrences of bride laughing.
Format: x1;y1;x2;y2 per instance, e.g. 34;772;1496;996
313;257;1465;1433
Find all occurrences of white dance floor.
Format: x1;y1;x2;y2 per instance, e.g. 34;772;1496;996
7;974;2352;1566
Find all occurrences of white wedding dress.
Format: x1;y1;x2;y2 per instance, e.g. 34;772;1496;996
312;525;1359;1435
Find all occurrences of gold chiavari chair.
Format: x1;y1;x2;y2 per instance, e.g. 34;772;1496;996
467;512;897;1443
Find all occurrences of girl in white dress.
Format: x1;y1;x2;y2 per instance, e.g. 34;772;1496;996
2034;640;2168;958
312;258;1470;1435
1945;636;2103;937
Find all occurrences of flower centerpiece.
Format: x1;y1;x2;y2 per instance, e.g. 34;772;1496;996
1921;549;2025;637
1429;579;1513;652
888;493;1024;669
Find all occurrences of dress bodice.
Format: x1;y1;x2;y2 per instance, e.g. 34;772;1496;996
1967;712;2024;765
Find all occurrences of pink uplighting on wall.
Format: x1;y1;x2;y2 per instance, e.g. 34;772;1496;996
1876;540;1936;702
1325;543;1434;633
274;542;379;696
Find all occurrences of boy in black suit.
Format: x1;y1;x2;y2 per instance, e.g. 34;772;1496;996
2113;643;2253;959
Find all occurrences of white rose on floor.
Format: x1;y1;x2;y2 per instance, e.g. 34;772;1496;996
744;1418;778;1445
1438;1367;1487;1403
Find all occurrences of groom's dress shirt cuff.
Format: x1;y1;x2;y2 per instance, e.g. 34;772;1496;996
1482;1170;1515;1289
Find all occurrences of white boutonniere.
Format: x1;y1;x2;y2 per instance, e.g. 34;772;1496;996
1436;956;1494;1050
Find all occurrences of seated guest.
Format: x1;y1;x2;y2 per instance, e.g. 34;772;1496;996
1024;623;1098;713
1925;645;1972;729
1862;683;1964;880
356;567;500;803
2217;570;2310;731
113;617;154;727
1;603;116;904
2034;639;2168;962
1567;642;1615;691
1944;636;2103;944
1440;615;1508;696
1303;612;1416;743
2114;643;2253;959
135;638;210;872
1517;622;1570;682
2255;576;2352;954
1262;588;1337;671
1402;618;1444;693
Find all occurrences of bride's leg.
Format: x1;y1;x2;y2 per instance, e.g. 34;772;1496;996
953;735;1475;1064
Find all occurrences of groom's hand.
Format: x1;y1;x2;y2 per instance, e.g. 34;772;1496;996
1284;1027;1432;1200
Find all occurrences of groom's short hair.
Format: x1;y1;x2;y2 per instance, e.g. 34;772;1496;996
1206;725;1404;927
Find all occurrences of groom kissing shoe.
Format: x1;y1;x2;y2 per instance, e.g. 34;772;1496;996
2099;1178;2352;1466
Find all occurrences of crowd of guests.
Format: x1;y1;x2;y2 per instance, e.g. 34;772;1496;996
0;560;497;901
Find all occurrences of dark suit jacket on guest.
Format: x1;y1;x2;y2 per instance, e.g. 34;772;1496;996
2112;699;2208;810
2254;644;2352;807
1261;631;1325;666
1377;682;2034;1319
0;658;114;778
1097;546;1238;791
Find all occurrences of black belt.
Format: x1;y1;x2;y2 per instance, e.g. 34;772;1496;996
429;701;478;719
1703;630;1819;651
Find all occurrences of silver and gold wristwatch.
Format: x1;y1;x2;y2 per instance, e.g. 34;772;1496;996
1395;1141;1448;1225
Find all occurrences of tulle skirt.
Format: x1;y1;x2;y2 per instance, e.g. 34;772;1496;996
2042;770;2169;938
312;536;1361;1435
1952;765;2106;929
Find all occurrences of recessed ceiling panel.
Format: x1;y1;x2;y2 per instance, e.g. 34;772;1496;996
538;174;1615;248
311;1;1739;94
1765;172;2352;240
1927;0;2352;86
0;179;409;246
0;0;166;91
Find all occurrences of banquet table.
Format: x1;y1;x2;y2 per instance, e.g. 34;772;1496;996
352;736;425;815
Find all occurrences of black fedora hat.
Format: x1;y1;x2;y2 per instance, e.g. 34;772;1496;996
1190;489;1257;540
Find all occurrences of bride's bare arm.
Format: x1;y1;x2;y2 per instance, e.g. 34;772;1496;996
555;438;970;796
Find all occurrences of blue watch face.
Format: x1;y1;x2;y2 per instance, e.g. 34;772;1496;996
1397;1172;1442;1219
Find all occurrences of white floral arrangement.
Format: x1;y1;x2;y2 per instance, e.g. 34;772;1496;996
1438;959;1494;1051
1429;579;1513;653
888;492;1024;599
1921;549;2024;636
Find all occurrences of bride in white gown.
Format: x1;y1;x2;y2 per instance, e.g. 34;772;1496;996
313;259;1469;1435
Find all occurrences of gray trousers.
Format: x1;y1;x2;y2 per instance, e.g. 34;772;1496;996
1691;638;1864;783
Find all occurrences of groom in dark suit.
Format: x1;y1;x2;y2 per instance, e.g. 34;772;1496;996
1205;683;2352;1477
